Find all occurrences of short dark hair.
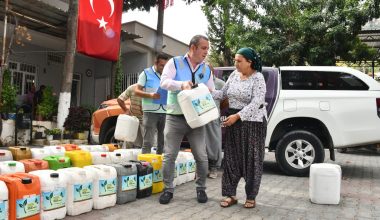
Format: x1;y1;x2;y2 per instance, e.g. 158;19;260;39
156;53;169;62
189;35;208;48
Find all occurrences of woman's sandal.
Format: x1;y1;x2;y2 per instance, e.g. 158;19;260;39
244;200;256;208
220;197;238;208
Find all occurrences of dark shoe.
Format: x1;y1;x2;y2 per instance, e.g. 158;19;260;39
159;191;173;204
197;190;208;203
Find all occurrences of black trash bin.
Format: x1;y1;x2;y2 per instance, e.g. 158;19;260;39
15;105;33;145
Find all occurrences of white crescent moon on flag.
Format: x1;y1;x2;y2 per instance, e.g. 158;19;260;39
89;0;114;17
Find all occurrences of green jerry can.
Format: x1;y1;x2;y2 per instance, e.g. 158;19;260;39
43;155;71;170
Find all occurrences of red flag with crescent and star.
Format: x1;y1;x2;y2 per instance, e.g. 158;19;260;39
77;0;123;61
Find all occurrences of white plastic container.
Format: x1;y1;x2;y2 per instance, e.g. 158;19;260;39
173;160;179;187
31;148;52;160
109;151;132;164
309;163;341;205
83;165;117;209
180;151;196;182
114;114;140;142
44;146;66;157
114;149;141;161
91;152;112;165
0;161;25;174
0;150;13;161
176;154;188;185
29;170;68;220
177;83;219;128
58;167;94;216
0;181;8;220
79;145;109;152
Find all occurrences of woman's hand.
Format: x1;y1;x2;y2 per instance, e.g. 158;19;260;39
222;114;240;127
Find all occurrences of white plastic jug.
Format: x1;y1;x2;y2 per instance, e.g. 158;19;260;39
58;167;94;216
0;181;8;220
0;150;13;161
29;170;68;220
31;148;52;160
0;161;25;174
176;154;188;185
114;114;140;142
180;151;196;182
310;163;341;205
109;151;132;164
177;83;219;128
79;145;109;152
91;152;112;165
173;161;179;187
44;146;65;157
114;149;141;161
83;165;117;209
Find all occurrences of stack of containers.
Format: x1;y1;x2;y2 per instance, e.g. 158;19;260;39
0;149;13;161
137;154;163;194
131;161;153;198
109;151;133;164
90;152;112;165
173;159;179;187
29;170;68;220
0;173;41;220
65;150;92;168
19;159;49;173
180;151;196;182
102;144;119;152
58;167;94;216
0;180;8;220
0;161;25;174
44;146;65;156
83;165;117;209
31;148;52;160
107;162;137;204
43;156;71;170
8;146;32;161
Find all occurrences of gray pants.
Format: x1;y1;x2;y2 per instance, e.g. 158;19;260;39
162;115;208;193
142;112;166;154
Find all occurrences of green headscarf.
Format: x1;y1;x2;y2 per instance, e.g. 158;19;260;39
236;47;262;72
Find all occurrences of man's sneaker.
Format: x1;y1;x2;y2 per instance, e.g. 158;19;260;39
197;190;208;203
159;191;173;204
208;170;218;179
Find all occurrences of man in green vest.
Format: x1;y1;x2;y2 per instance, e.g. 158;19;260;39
135;53;169;154
159;35;215;205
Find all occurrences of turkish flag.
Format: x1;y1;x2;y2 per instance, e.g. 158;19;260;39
77;0;123;61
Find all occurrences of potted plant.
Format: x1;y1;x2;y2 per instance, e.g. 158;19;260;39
1;69;18;120
45;128;61;140
63;106;91;139
35;86;57;121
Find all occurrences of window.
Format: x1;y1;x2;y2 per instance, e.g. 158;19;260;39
281;71;369;90
8;61;38;95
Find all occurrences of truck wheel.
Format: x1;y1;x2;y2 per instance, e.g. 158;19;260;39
275;130;325;176
102;126;116;144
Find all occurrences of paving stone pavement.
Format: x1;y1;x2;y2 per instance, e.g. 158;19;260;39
64;148;380;220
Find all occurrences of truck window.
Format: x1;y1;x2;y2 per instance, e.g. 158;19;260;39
281;71;369;90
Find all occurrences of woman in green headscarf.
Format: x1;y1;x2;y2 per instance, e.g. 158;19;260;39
212;47;267;208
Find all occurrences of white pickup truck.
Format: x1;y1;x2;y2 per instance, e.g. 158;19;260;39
214;66;380;176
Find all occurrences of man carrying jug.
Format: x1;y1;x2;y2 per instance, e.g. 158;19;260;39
159;35;215;204
135;53;169;155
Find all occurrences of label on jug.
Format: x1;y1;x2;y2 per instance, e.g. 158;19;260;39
191;94;216;116
153;169;163;183
73;183;93;202
16;195;40;219
174;164;178;178
99;178;117;196
42;188;66;211
187;160;196;173
122;175;137;191
179;163;187;175
0;200;8;220
138;174;152;190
